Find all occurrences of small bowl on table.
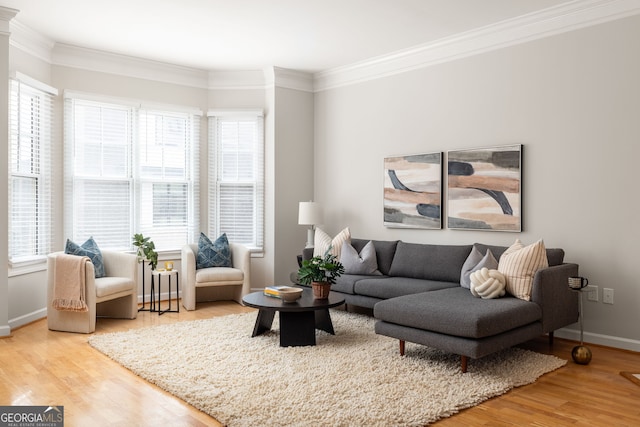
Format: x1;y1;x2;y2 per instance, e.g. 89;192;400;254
278;287;303;303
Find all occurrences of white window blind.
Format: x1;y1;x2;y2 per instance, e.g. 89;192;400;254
137;110;199;249
8;78;55;264
65;94;200;251
65;98;133;250
208;112;264;251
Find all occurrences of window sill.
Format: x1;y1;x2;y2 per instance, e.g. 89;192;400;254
9;259;47;277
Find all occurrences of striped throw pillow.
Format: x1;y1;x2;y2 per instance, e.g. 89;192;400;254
313;227;351;259
498;239;548;301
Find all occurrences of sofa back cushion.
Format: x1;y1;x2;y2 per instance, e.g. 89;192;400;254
474;243;565;266
350;238;399;276
388;242;473;282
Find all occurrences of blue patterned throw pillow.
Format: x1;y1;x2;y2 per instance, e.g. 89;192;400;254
65;236;106;278
196;232;232;269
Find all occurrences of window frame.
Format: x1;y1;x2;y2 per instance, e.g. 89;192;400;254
8;75;57;269
208;110;264;253
64;92;201;252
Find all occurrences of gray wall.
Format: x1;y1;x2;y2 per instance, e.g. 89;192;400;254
274;86;315;285
314;15;640;350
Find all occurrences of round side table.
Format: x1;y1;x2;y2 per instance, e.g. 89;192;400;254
571;288;592;365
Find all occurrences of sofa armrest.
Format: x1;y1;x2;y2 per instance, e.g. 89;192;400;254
530;263;579;333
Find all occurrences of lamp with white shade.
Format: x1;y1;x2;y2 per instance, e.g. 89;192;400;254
298;201;323;248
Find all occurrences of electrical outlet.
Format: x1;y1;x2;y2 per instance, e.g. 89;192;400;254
585;285;598;302
603;288;614;304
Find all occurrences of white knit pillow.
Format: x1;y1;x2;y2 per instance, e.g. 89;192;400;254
460;247;498;289
313;227;351;259
498;239;548;301
470;268;506;299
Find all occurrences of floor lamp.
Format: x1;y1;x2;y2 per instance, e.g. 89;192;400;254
298;201;323;248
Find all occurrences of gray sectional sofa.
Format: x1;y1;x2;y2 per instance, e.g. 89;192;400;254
300;238;579;372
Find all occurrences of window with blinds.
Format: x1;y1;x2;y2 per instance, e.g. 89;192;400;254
208;112;264;251
67;99;133;250
65;95;200;251
138;110;199;249
8;78;56;265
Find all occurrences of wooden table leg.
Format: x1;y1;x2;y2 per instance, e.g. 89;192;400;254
251;309;275;337
280;311;316;346
314;309;336;335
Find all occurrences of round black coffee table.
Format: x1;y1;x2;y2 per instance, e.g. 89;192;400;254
242;288;345;347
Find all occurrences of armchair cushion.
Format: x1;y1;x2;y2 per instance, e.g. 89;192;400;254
196;232;232;269
65;237;106;278
195;267;244;284
95;276;137;298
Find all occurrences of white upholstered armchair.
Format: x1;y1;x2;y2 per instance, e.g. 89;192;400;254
181;243;251;310
47;250;139;333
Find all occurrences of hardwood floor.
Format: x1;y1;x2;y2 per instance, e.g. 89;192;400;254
1;301;638;426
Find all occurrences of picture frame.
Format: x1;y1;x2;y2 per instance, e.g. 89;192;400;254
447;144;522;232
383;152;442;229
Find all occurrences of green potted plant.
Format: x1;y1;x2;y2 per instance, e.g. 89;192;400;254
132;233;158;271
297;248;345;299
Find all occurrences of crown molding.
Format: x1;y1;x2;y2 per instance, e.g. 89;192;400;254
9;19;54;63
6;0;640;93
0;6;18;35
52;43;210;89
272;67;314;92
313;0;640;92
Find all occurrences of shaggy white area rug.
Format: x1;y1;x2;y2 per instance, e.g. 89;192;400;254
89;311;565;426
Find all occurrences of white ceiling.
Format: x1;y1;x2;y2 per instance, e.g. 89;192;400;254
3;0;572;73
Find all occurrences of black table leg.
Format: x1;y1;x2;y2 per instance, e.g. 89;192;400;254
158;273;179;315
280;311;316;347
314;309;335;335
251;309;275;337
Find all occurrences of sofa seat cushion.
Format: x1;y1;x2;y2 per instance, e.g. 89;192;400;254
332;274;376;295
354;277;458;300
195;267;243;285
374;287;542;339
95;277;134;298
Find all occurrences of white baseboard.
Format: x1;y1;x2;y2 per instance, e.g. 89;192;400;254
555;327;640;352
9;308;47;331
0;325;11;337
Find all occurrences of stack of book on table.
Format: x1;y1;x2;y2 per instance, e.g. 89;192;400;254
263;286;294;299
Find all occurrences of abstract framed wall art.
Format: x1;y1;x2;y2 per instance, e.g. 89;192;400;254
383;152;442;229
447;144;522;232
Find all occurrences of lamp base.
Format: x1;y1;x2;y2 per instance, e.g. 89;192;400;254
305;227;315;248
